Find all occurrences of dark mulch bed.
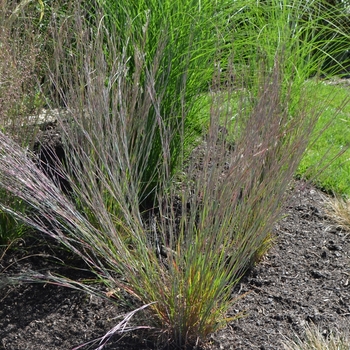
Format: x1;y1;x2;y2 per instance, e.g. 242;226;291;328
1;180;349;350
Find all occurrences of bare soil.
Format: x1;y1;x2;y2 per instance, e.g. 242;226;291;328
1;180;349;350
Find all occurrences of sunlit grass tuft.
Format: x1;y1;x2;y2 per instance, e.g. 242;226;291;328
284;323;350;350
323;194;350;232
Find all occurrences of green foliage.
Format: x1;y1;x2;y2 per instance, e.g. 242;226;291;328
0;191;28;246
226;0;350;92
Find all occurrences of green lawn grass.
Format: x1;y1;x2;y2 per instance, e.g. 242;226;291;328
297;80;350;196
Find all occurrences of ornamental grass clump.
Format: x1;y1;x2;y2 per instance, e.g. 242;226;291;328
0;57;320;350
0;62;319;348
0;0;349;349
